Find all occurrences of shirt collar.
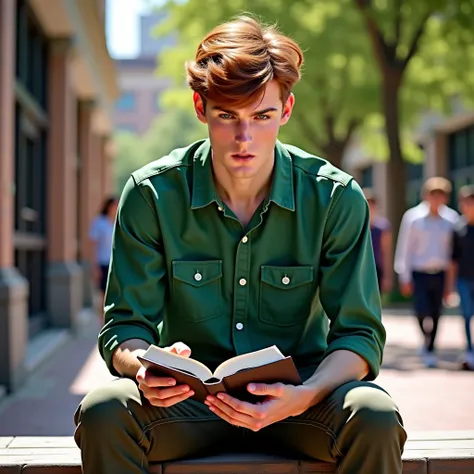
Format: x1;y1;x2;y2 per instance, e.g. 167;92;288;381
191;139;218;210
191;139;295;212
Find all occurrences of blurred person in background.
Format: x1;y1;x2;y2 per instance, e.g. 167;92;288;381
394;177;458;368
89;196;119;319
447;185;474;370
363;188;393;294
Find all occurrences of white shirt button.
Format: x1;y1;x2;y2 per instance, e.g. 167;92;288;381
236;322;244;330
217;206;223;211
282;276;290;285
241;236;248;244
194;272;203;282
239;278;247;286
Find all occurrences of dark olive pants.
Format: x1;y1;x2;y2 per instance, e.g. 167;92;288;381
74;378;406;474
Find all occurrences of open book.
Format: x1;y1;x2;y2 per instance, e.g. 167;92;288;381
138;345;302;403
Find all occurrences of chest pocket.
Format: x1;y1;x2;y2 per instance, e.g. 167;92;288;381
172;260;223;322
259;265;314;327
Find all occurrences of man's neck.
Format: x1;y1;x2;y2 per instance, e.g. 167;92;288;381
212;156;274;223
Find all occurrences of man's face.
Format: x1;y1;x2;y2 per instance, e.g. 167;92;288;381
460;197;474;221
367;199;377;217
425;190;448;210
193;80;294;179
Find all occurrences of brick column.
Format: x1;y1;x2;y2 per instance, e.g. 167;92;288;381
0;0;29;392
78;101;96;307
90;133;103;216
46;38;82;329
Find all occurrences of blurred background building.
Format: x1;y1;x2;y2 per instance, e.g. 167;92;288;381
0;0;118;394
349;112;474;215
113;12;173;134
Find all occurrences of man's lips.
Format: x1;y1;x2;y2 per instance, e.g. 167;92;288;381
231;153;255;159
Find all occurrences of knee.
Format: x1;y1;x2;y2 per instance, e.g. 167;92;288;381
343;383;405;442
74;378;140;438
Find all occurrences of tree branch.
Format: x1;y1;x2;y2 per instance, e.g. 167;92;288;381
354;0;389;68
403;10;431;69
342;117;362;149
394;0;403;44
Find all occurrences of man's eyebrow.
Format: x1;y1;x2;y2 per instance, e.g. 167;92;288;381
211;106;279;115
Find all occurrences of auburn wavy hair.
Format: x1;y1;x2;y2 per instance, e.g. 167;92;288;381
186;16;304;109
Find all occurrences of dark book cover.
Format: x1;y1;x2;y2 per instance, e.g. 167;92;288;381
138;355;302;403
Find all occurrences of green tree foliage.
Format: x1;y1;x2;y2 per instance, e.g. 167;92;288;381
154;0;380;169
354;0;474;242
113;108;206;193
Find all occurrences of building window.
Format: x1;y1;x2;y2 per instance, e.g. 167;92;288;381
405;162;424;209
360;166;373;188
115;91;136;111
448;126;474;210
14;0;49;337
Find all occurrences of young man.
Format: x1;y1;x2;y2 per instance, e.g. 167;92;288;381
448;185;474;370
394;177;458;368
363;188;393;294
74;16;406;474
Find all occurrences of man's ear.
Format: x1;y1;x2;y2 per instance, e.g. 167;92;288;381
193;92;208;124
280;93;295;126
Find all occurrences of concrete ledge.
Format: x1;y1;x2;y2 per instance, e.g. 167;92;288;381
1;432;474;473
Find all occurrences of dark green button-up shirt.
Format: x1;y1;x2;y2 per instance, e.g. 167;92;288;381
99;139;385;381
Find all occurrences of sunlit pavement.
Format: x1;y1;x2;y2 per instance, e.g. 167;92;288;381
0;310;472;435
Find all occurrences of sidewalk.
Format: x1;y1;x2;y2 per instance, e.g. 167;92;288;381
0;310;472;436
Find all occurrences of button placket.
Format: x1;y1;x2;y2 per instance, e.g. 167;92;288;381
232;230;252;355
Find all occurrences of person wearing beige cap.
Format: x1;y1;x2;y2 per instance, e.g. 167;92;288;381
394;177;459;368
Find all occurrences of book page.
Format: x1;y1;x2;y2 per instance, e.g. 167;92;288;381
143;345;213;382
214;345;285;380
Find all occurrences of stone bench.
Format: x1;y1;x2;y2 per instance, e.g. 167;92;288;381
1;431;474;473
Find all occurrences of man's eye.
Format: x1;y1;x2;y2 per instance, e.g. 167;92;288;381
219;113;233;120
256;114;270;120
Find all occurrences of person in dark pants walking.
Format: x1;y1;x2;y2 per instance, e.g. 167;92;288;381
447;185;474;370
395;177;458;368
363;188;393;295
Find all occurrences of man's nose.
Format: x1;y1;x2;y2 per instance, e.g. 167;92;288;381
235;121;252;143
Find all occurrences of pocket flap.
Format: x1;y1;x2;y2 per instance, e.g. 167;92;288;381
172;260;223;287
261;265;314;290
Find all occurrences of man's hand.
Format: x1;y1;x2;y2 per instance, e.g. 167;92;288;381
136;342;195;407
205;382;313;432
400;282;412;297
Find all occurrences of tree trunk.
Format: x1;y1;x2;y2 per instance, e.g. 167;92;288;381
382;72;406;239
381;70;407;297
322;145;344;170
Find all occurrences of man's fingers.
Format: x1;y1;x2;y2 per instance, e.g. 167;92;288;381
208;404;259;431
206;397;257;425
141;374;177;388
141;384;191;400
149;389;195;408
167;342;192;358
247;382;284;398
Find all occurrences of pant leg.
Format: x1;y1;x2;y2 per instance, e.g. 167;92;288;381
251;380;406;474
457;278;474;352
412;272;430;346
74;378;241;474
426;272;445;352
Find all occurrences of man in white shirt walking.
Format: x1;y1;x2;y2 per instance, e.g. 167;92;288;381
394;177;459;368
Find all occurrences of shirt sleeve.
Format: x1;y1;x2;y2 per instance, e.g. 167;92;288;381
394;211;414;284
98;176;165;375
89;217;100;241
318;180;385;380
